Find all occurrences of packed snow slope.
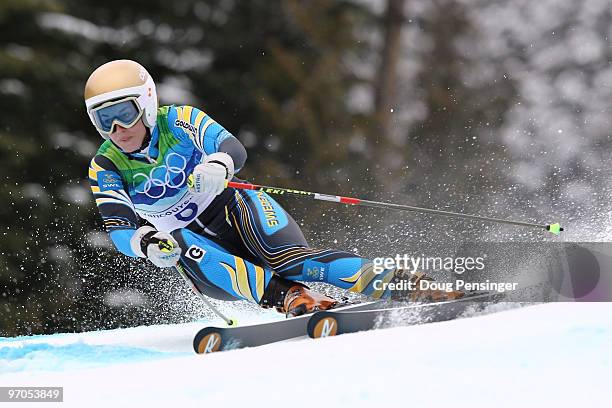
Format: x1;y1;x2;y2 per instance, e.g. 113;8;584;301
1;303;610;408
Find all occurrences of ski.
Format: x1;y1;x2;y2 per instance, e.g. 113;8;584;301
192;300;385;354
307;292;505;339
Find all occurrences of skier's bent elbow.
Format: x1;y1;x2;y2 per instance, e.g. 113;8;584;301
109;229;140;258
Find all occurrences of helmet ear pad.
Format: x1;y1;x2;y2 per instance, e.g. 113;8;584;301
137;73;158;129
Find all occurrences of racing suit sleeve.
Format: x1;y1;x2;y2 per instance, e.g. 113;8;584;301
171;105;247;171
88;154;141;257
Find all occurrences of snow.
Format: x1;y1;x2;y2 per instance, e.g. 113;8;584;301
1;303;610;407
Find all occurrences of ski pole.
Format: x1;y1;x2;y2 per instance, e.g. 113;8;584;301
225;180;564;235
173;263;238;326
149;236;238;325
149;234;236;325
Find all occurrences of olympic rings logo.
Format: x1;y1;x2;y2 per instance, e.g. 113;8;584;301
134;152;187;198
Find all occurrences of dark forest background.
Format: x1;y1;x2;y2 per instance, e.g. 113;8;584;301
1;0;611;336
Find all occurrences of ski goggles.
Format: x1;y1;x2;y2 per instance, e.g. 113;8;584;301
90;97;143;135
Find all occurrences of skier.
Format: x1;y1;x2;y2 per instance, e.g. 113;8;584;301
85;59;462;317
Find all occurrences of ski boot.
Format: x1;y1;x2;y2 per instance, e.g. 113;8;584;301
391;270;465;302
260;275;338;317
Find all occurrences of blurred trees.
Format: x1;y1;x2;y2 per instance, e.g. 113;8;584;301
0;0;610;336
0;0;103;336
0;0;381;336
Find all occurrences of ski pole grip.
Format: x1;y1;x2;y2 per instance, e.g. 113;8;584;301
148;236;175;252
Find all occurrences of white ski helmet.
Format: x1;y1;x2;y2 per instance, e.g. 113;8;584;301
84;59;158;139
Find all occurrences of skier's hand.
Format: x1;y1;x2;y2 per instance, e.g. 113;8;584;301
188;152;234;196
130;226;181;268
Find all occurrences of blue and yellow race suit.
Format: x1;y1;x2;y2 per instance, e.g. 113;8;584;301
88;105;398;303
